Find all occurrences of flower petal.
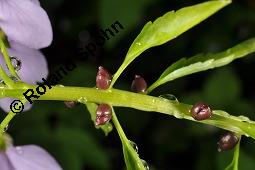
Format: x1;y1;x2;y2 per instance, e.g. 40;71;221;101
29;0;40;6
0;98;32;113
0;0;53;49
6;145;62;170
7;41;49;84
0;151;14;170
0;41;48;112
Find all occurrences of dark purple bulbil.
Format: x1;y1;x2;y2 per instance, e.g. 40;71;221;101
95;104;112;126
190;102;212;121
131;75;147;93
64;101;77;108
218;132;239;152
96;66;112;90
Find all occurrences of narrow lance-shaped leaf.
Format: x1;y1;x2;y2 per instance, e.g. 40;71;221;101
110;0;231;87
147;38;255;93
111;109;146;170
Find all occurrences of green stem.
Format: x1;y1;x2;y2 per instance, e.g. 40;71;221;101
233;138;240;170
0;32;19;79
225;136;241;170
0;66;15;87
111;108;128;142
146;82;159;94
0;30;5;40
0;98;27;133
111;108;146;170
109;47;147;88
0;32;16;87
110;62;128;88
1;85;255;138
0;111;15;133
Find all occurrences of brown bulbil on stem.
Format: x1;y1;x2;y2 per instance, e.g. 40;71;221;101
96;66;112;90
217;132;239;152
131;75;147;93
190;102;212;121
64;101;77;108
95;104;112;126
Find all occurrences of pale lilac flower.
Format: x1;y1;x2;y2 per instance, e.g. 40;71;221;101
0;41;49;112
0;1;60;169
0;0;53;49
0;144;62;170
4;41;49;84
0;0;52;112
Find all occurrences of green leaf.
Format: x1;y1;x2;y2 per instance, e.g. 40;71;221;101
110;0;231;86
122;144;146;170
85;102;113;136
147;38;255;93
225;136;241;170
111;109;146;170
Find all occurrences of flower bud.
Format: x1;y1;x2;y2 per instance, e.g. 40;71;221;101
131;75;147;93
96;66;112;90
95;104;112;126
217;132;239;152
190;102;212;121
64;101;77;108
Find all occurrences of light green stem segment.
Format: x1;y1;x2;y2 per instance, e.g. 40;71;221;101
0;30;19;87
225;136;241;170
0;66;14;87
0;98;27;133
112;108;146;170
0;38;19;79
111;109;128;142
0;111;15;133
109;49;146;88
1;86;255;138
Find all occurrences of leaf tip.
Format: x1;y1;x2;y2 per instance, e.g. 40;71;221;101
220;0;232;5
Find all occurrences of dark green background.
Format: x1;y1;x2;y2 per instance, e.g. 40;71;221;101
2;0;255;169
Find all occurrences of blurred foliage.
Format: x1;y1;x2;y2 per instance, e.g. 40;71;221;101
1;0;255;169
99;0;155;49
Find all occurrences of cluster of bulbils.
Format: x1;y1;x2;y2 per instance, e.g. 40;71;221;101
65;66;239;152
65;66;147;126
190;101;239;151
95;66;147;125
90;66;146;126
